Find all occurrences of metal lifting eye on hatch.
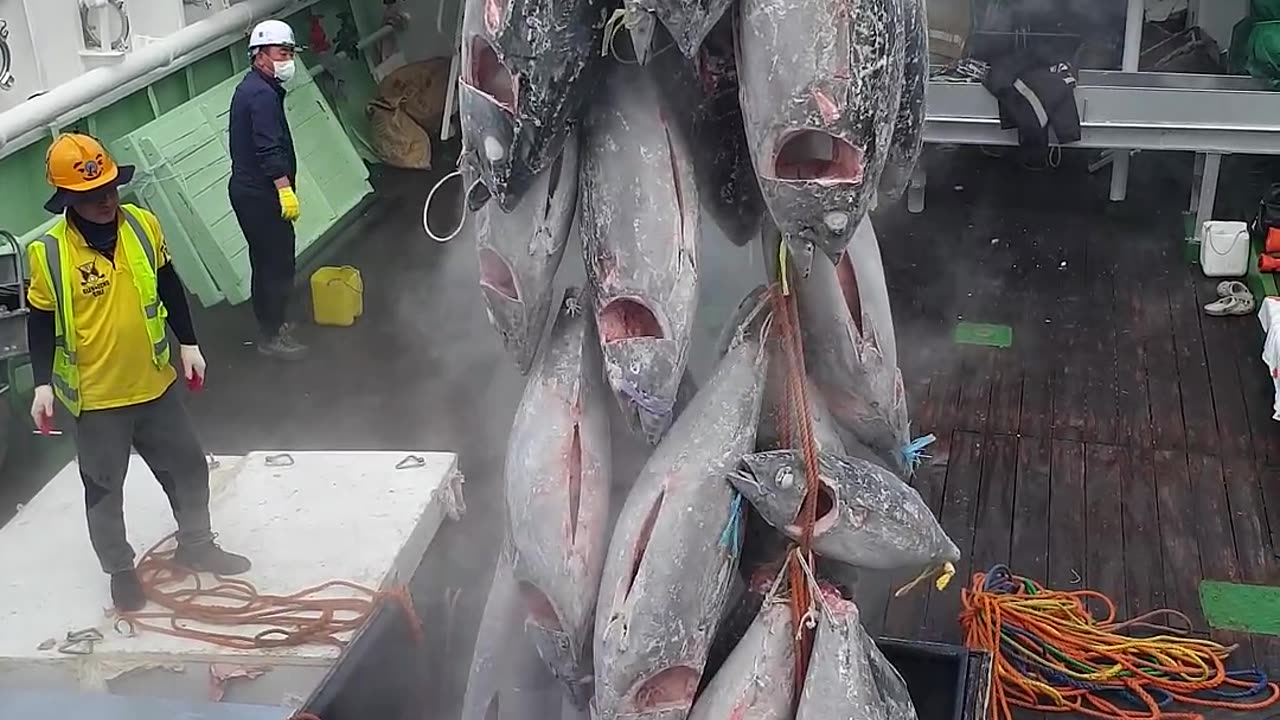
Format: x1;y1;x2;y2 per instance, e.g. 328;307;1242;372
79;0;132;53
0;20;15;92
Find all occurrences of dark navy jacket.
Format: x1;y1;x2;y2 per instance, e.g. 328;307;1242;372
228;68;297;195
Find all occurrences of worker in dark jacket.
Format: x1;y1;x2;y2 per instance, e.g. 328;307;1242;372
27;133;250;612
228;19;307;359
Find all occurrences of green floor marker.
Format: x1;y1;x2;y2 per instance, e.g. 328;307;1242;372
954;323;1014;349
1199;580;1280;636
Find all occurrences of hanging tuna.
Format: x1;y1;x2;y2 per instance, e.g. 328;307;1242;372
505;287;612;708
476;133;581;374
591;290;769;720
650;17;765;246
879;0;929;201
735;0;908;275
457;0;606;211
580;63;700;446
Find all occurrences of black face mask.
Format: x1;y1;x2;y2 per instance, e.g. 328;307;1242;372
68;207;118;261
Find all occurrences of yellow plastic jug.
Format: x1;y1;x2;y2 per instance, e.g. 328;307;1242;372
310;266;364;327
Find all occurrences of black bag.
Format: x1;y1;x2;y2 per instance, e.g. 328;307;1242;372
1253;183;1280;240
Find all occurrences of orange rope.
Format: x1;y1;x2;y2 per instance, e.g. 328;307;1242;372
117;533;423;650
961;566;1280;720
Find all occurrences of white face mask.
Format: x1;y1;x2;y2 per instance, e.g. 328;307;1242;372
273;59;296;84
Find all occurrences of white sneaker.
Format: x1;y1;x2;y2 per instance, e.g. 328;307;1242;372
1216;280;1250;298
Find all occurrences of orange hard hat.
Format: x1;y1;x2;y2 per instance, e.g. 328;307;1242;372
43;133;135;213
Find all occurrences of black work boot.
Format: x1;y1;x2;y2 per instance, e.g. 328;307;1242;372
257;332;307;360
110;570;146;612
174;540;252;576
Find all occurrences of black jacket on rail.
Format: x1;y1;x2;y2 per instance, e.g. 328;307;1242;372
228;68;297;196
982;52;1082;159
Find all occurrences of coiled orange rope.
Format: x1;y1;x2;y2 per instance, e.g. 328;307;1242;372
961;565;1280;720
116;532;423;650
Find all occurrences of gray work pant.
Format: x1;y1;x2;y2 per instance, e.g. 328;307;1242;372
74;384;212;574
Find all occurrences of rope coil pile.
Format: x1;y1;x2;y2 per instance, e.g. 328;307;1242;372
961;565;1280;720
118;532;422;651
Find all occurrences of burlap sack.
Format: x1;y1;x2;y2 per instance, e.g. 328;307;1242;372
368;96;433;170
377;59;452;131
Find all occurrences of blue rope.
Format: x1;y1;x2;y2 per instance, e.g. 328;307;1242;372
720;492;744;555
898;433;937;471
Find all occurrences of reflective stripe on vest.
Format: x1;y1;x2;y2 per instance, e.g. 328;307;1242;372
33;207;169;415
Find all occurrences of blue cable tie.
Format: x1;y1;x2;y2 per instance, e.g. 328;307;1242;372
899;433;938;471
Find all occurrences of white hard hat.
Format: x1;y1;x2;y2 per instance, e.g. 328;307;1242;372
248;19;297;51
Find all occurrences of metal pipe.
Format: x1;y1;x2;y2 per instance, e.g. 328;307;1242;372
356;23;397;51
0;0;309;154
1110;0;1145;202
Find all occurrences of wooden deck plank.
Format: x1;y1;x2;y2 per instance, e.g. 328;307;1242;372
1082;235;1120;445
1152;450;1206;629
1186;453;1254;666
1011;436;1052;580
1048;440;1087;592
1050;236;1089;443
1084;444;1127;612
882;432;953;640
1121;448;1167;620
1169;274;1219;452
1260;466;1280;556
1199;285;1256;459
924;431;984;644
970;435;1018;576
1112;254;1154;450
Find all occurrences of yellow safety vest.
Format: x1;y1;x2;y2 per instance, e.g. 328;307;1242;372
33;205;170;416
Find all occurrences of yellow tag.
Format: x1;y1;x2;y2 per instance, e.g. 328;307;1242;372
935;561;956;591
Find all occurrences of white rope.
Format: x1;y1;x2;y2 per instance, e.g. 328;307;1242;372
422;170;474;243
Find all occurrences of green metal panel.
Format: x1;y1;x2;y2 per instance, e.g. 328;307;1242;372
0;0;374;250
113;58;371;307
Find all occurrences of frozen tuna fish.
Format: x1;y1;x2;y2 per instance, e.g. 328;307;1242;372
796;592;918;720
461;553;566;720
795;250;910;475
688;597;796;720
580;63;700;445
477;134;581;374
457;0;605;211
591;296;769;720
650;18;764;245
878;0;928;202
506;287;612;708
731;450;960;573
736;0;907;274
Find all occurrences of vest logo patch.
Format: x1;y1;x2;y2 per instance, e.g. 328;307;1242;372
78;260;110;297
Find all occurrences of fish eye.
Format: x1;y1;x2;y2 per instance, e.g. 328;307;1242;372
630;360;642;375
775;467;794;489
557;635;571;651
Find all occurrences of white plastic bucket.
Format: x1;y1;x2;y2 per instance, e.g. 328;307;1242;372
1200;221;1250;278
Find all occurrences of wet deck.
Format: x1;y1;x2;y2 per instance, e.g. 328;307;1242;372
6;143;1280;713
863;147;1280;676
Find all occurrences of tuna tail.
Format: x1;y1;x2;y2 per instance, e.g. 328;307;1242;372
878;0;928;202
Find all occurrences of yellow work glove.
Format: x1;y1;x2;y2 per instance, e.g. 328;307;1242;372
278;186;301;222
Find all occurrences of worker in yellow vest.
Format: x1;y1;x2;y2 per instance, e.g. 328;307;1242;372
25;134;250;613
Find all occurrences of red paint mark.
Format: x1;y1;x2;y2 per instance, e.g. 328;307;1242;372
567;425;582;545
772;131;864;183
632;666;699;711
625;490;665;600
812;90;839;125
599;299;663;344
478;248;518;300
520;581;563;630
468;37;515;110
835;251;863;334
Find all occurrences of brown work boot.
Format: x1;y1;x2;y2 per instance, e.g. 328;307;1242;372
110;570;146;612
174;540;252;576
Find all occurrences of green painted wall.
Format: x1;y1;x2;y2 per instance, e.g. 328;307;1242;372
0;0;379;244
